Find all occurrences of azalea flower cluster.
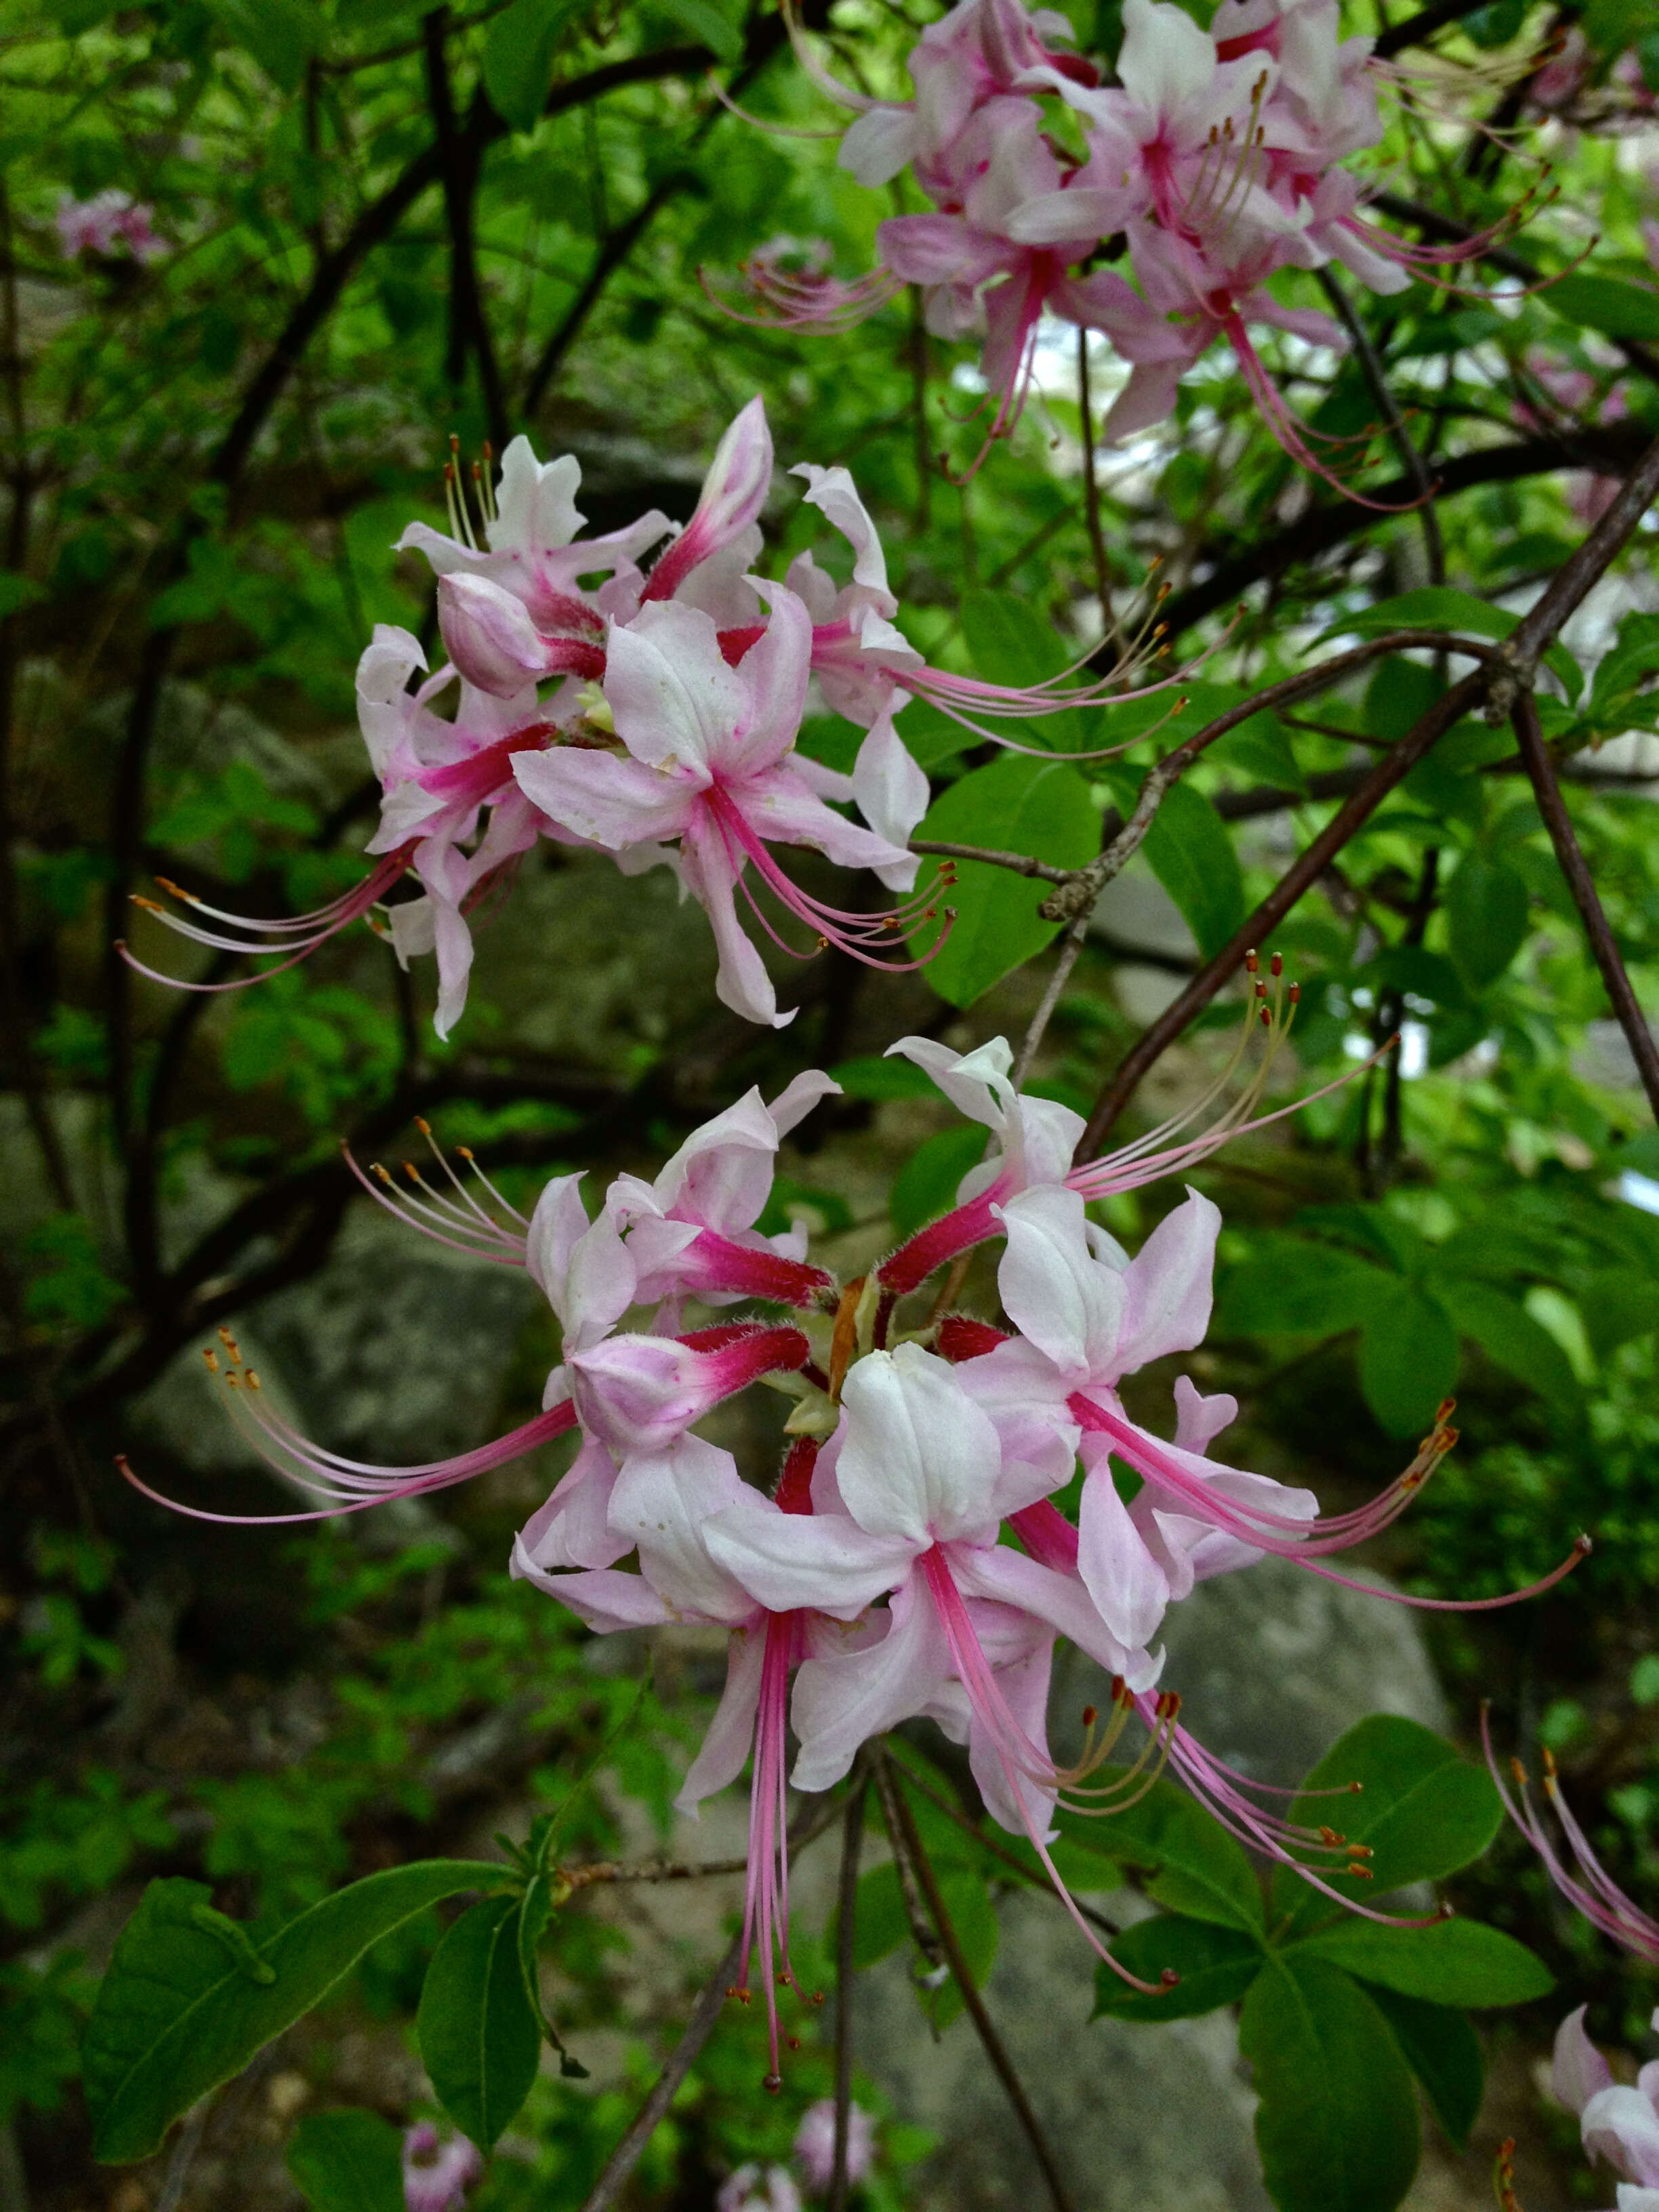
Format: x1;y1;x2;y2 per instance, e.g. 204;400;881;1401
131;1007;1542;2091
741;0;1507;483
720;2098;876;2212
56;189;166;264
129;397;1170;1036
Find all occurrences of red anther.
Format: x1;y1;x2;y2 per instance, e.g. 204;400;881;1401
1270;952;1282;977
1254;979;1267;998
1347;1865;1373;1881
1110;1674;1128;1704
787;2036;802;2050
1159;1968;1181;1989
1288;983;1300;1004
1436;1397;1456;1420
1259;1007;1271;1027
1348;1780;1364;1793
449;434;460;454
1318;1826;1343;1847
482;441;493;462
1244;947;1258;972
809;1990;825;2005
725;1985;740;1997
1081;1705;1098;1728
763;2073;783;2094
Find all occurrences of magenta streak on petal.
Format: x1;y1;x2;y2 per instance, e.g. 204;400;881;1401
530;586;606;640
123;848;416;993
718;624;768;666
876;1186;1005;1296
119;1397;577;1526
673;1231;834;1308
1008;1501;1080;1574
417;721;559;801
920;1547;1167;1992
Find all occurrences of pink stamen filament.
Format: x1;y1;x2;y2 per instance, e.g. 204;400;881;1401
123;848;416;992
119;1395;577;1526
737;1610;807;2087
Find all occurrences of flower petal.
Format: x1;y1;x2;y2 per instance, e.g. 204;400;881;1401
838;1343;1003;1544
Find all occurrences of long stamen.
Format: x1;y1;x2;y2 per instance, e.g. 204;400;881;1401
121;849;417;993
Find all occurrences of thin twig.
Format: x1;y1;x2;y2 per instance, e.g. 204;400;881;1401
870;1750;945;1978
1012;913;1089;1090
1316;267;1443;585
880;1752;1080;2212
577;1930;743;2212
1513;693;1659;1125
911;840;1074;885
827;1776;869;2212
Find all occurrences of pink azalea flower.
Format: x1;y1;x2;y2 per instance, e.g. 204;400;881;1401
718;2163;804;2212
604;1070;842;1313
56;189;167;262
794;2097;876;2192
512;583;938;1027
514;1430;862;2087
402;2123;483;2212
1548;2007;1659;2204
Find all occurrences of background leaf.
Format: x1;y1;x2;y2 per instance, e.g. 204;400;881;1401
1076;1771;1265;1932
909;755;1097;1006
1445;853;1530;994
286;2110;405;2212
1240;1955;1421;2212
1293;1917;1553;2007
1091;1914;1263;2022
83;1864;504;2160
1271;1719;1502;1936
417;1893;543;2151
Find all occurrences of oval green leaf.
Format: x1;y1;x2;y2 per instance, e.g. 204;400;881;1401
1293;1916;1553;2007
85;1863;507;2163
1092;1914;1263;2022
287;2109;405;2212
1241;1954;1421;2212
417;1893;543;2151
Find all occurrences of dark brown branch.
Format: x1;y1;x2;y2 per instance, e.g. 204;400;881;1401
1156;426;1648;646
577;1931;743;2212
827;1775;869;2212
1315;267;1443;585
1513;694;1659;1124
1080;428;1659;1151
880;1753;1079;2212
1374;0;1492;54
424;14;508;450
1077;668;1491;1155
523;170;691;419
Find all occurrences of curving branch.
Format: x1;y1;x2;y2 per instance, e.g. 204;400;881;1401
1513;694;1659;1125
1078;430;1659;1153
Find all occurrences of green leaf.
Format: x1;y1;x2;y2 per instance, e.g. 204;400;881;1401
1091;1914;1263;2022
960;588;1088;753
1357;1282;1459;1437
656;0;744;62
840;1862;912;1972
482;0;582;131
1443;1279;1581;1410
0;573;43;619
1544;271;1659;345
206;0;326;87
889;1124;989;1238
83;1863;505;2161
417;1893;543;2151
1102;769;1246;958
1445;853;1530;994
1242;1956;1421;2212
1217;1235;1395;1337
1366;1989;1483;2150
1317;590;1582;705
1071;1770;1265;1933
909;754;1097;1006
1271;1718;1502;1938
1577;1266;1659;1358
829;1053;937;1102
1293;1917;1553;2007
286;2110;405;2212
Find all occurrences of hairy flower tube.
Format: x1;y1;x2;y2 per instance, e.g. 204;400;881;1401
125;1025;1588;2087
737;0;1536;487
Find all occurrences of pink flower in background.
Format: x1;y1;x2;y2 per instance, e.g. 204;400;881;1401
56;189;166;262
402;2123;483;2212
718;2163;804;2212
794;2097;876;2192
1549;2007;1659;2207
